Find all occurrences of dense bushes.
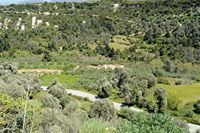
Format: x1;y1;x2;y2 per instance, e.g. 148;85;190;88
89;99;116;121
78;118;109;133
118;108;189;133
157;77;170;85
0;63;190;132
40;93;62;109
48;80;66;99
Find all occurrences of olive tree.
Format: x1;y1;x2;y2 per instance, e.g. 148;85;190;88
97;78;112;98
40;94;61;109
154;88;167;113
163;60;175;72
48;80;66;99
89;99;116;121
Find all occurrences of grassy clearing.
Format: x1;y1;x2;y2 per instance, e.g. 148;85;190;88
89;35;131;51
157;83;200;105
39;74;80;86
109;43;129;51
109;35;130;51
113;35;130;45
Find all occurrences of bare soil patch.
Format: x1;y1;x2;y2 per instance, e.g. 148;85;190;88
18;69;63;74
86;64;124;70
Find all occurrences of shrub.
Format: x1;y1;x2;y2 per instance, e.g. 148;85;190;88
146;101;158;113
138;97;148;108
118;107;135;120
140;75;157;88
89;99;116;121
88;83;98;91
153;67;165;77
48;81;66;99
157;77;170;85
138;74;157;88
0;81;25;98
147;75;157;88
194;100;200;114
183;109;194;118
40;94;61;109
3;62;18;74
138;80;148;89
163;60;175;72
38;108;75;133
154;88;167;113
63;100;79;116
83;97;90;101
118;112;189;133
97;78;112;98
42;50;52;62
60;95;74;108
78;118;107;133
167;95;181;111
138;98;158;113
175;78;191;85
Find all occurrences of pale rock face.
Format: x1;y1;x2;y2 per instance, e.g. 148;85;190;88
16;18;22;30
53;5;58;10
52;13;59;16
32;16;37;28
113;4;119;9
113;4;119;12
4;18;11;30
44;12;50;16
178;23;182;27
46;22;50;26
21;24;25;31
71;3;75;10
54;25;59;28
82;21;86;24
37;20;43;26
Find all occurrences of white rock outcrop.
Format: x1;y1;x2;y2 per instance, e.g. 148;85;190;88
32;16;37;28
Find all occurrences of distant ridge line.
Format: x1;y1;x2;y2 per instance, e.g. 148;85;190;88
0;0;86;5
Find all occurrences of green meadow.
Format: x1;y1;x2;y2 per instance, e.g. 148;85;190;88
157;83;200;105
39;74;80;86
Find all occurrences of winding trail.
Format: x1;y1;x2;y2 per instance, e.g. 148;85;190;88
41;86;200;133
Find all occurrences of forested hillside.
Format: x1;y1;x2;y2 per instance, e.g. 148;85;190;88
0;0;199;63
0;0;200;132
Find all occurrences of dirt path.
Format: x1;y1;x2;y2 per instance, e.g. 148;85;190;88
18;64;124;74
86;64;124;70
18;69;63;74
